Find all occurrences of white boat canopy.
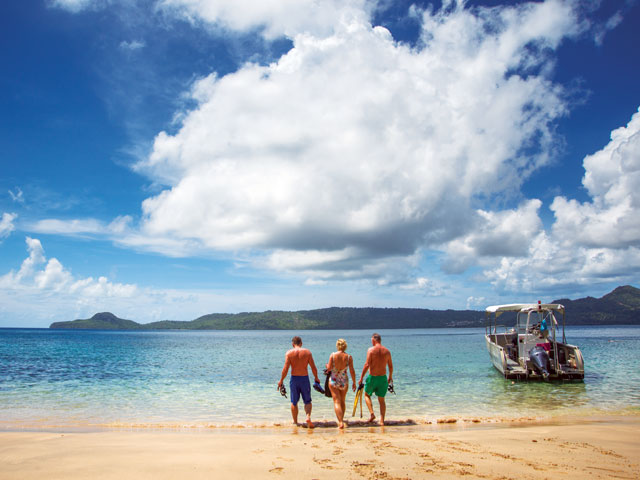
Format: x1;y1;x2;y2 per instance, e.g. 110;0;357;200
486;303;565;316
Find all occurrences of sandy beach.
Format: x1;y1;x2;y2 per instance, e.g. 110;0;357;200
1;416;638;479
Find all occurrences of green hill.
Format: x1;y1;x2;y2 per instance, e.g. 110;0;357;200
552;285;640;325
49;285;640;330
49;312;141;330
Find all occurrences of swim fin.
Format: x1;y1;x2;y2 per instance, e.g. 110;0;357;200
352;383;364;417
387;382;396;395
313;380;325;394
278;384;287;399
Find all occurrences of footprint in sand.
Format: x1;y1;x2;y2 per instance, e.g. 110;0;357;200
351;461;375;476
268;467;284;474
313;457;334;470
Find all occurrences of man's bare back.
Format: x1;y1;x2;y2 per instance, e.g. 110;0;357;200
285;347;316;376
367;344;391;376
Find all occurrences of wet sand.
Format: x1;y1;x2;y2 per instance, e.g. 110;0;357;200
1;417;638;479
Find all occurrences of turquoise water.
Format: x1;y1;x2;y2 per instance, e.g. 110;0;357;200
1;326;639;429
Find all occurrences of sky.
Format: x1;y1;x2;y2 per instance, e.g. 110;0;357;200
1;0;639;327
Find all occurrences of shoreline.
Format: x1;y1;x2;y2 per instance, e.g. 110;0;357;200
1;411;638;434
1;415;638;479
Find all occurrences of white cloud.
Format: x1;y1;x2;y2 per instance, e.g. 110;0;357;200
120;40;146;51
482;107;640;292
44;0;638;297
0;237;137;299
551;107;640;249
28;216;133;237
159;0;369;39
485;234;640;294
466;296;487;309
52;0;369;39
442;200;543;274
35;258;74;291
0;213;17;240
17;237;46;281
133;0;580;282
397;277;443;297
50;0;99;13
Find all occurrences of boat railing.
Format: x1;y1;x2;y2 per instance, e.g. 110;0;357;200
485;321;515;336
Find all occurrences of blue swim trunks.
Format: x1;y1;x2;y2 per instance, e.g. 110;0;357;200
290;375;312;405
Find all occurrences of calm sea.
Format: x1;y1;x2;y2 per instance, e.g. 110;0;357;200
1;326;639;430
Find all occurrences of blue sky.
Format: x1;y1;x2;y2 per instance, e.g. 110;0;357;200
1;0;639;327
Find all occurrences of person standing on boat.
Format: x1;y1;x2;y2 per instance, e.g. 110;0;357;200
277;336;321;428
539;315;557;340
358;333;393;426
540;317;549;339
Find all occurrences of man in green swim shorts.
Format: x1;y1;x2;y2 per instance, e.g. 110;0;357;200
358;333;393;426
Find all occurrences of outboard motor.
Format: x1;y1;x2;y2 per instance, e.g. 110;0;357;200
529;346;550;380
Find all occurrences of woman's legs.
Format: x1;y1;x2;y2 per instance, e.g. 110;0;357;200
339;388;348;428
329;384;343;424
329;384;345;428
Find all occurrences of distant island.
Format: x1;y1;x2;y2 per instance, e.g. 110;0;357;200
49;285;640;330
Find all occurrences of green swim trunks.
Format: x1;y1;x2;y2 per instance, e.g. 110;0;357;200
364;375;388;397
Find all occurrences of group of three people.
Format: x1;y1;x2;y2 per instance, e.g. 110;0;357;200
277;333;393;429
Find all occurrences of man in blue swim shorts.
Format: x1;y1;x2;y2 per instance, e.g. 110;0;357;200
278;336;321;428
358;333;394;426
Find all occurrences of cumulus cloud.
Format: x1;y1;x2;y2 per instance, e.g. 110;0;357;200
551;107;640;249
0;213;17;240
442;200;543;274
483;107;640;293
0;237;137;298
133;0;580;282
47;0;636;295
485;233;640;294
159;0;369;39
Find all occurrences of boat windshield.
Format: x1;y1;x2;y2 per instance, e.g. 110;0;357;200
515;310;557;332
516;311;536;331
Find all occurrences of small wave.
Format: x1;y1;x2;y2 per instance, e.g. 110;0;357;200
0;415;569;432
2;407;638;433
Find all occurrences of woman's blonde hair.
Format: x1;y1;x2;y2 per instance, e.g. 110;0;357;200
336;338;347;352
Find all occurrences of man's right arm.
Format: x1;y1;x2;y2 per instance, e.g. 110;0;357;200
278;353;291;387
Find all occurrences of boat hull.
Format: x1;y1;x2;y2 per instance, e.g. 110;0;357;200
485;334;584;381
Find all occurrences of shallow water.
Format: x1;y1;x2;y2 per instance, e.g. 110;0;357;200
1;326;638;429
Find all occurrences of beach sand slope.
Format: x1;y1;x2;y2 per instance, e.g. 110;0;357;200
1;420;638;479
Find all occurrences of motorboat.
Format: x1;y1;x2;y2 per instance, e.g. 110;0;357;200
485;302;584;380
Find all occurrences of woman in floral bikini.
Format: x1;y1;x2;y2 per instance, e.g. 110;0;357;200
326;338;357;429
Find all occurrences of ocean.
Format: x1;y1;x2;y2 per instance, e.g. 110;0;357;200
1;326;639;430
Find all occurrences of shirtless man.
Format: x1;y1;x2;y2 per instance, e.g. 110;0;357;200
358;333;393;426
277;336;320;428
